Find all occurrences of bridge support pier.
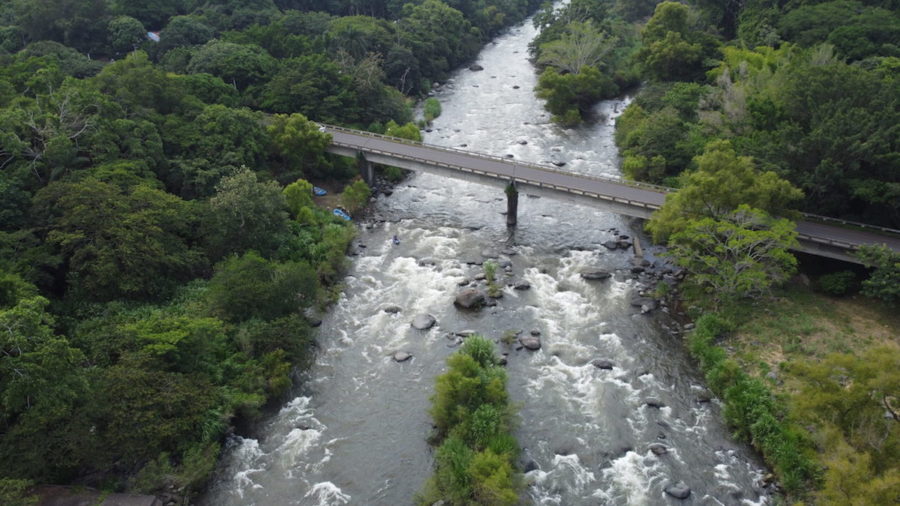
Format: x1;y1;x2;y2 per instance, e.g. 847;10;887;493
505;182;518;228
357;152;375;186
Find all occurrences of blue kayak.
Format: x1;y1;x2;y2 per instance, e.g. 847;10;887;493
333;208;351;221
313;186;327;196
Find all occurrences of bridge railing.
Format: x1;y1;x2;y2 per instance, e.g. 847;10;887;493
799;212;900;237
321;124;674;195
324;124;900;247
346;138;664;212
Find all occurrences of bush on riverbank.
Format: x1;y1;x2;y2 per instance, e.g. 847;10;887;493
685;285;900;502
423;98;442;123
417;336;519;505
687;314;817;495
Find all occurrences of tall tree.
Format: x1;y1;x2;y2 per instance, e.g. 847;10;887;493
537;21;617;74
32;178;202;301
202;167;290;259
647;140;802;242
666;205;798;305
267;113;332;181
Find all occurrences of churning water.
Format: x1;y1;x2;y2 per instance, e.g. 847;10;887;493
202;11;771;506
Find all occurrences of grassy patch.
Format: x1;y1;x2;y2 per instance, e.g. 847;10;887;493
729;283;900;374
692;281;900;503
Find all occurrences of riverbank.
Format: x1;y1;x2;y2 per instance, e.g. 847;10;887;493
676;278;900;502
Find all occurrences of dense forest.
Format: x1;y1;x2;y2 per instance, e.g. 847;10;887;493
1;0;898;503
0;0;543;501
532;0;898;228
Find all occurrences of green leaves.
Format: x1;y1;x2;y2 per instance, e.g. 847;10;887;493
636;2;718;82
666;205;798;305
856;244;900;304
421;336;518;505
283;178;315;219
107;15;145;54
207;251;317;322
33;178;203;301
340;179;371;215
787;346;900;501
537;21;618;74
536;65;616;125
203;167;290;259
267;113;331;181
648;140;803;243
186;41;276;91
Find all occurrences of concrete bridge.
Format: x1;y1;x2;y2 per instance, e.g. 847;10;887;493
322;125;900;264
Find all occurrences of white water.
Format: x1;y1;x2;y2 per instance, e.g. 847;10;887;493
202;12;771;506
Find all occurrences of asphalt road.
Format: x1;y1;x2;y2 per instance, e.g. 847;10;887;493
327;127;900;254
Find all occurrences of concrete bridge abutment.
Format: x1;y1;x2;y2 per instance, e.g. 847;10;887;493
356;152;375;186
505;182;518;228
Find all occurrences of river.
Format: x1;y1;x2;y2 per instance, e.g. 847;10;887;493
201;13;771;506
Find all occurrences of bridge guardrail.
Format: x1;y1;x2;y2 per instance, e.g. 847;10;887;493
322;124;673;195
331;138;663;212
799;213;900;237
326;124;899;250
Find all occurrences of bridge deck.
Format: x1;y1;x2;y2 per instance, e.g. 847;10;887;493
324;126;900;260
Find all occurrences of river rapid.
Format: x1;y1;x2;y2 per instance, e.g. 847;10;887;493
201;13;772;506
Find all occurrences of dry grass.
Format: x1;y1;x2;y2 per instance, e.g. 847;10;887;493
729;282;900;378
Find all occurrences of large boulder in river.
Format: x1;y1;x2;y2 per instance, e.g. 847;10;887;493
630;296;656;309
644;397;665;408
664;481;691;499
581;269;611;281
469;64;484;71
519;335;542;350
454;288;486;310
513;280;531;290
393;351;412;362
648;443;668;456
592;359;615;370
411;314;437;330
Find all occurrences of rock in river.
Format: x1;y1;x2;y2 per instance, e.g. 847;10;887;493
664;481;691;499
580;269;611;280
513;280;531;290
519;335;541;350
454;289;486;310
381;305;402;314
393;352;412;362
411;314;436;330
592;359;615;370
648;443;668;456
602;240;620;250
469;63;484;71
630;296;656;308
645;397;665;408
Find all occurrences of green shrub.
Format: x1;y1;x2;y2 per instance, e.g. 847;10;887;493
423;98;442;123
382;166;405;182
483;261;501;298
817;270;857;296
468;450;518;506
208;252;317;322
420;336;519;505
340;179;371;215
856;244;900;303
0;479;36;506
686;313;816;496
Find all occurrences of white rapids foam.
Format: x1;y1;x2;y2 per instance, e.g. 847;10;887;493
301;481;351;506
